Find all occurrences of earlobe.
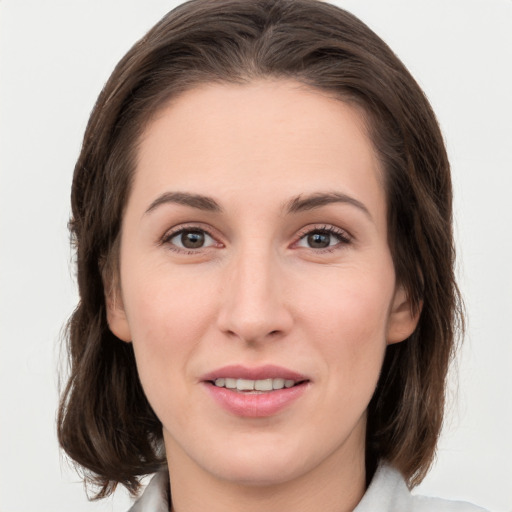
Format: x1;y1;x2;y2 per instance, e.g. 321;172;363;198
386;286;422;345
105;289;132;343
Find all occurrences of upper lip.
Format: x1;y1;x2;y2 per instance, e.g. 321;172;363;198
201;364;309;382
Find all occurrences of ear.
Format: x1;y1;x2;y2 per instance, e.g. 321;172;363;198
386;285;422;345
105;286;132;343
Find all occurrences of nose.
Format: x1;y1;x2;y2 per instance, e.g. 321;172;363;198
216;246;293;344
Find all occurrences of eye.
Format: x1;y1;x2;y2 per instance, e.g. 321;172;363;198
296;226;351;250
165;228;218;251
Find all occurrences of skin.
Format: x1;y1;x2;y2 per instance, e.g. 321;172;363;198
107;80;419;512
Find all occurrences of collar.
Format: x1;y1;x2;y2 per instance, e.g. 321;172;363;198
127;463;486;512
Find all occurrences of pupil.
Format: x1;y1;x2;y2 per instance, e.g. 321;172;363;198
181;231;205;249
308;232;330;248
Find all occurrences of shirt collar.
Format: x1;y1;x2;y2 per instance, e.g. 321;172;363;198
128;463;409;512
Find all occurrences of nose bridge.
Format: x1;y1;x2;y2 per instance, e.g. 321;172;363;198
217;242;291;343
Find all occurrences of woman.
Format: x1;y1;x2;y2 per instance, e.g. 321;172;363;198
57;0;488;510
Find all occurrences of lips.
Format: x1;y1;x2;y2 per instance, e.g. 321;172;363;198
201;365;310;417
201;364;308;383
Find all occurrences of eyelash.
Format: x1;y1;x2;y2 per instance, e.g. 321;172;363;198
160;224;352;254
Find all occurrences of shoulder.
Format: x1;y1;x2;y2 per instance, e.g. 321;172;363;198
354;464;489;512
412;494;489;512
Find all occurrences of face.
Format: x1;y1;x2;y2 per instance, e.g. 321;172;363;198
108;80;418;489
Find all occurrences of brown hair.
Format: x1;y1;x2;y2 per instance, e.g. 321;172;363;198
58;0;462;498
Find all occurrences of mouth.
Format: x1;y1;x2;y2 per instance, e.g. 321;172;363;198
201;365;310;417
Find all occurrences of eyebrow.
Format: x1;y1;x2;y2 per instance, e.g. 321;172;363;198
285;192;372;220
144;190;372;220
144;191;223;215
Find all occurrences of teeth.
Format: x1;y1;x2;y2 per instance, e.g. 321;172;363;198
213;377;298;391
272;378;285;390
224;378;236;389
237;378;255;391
255;379;273;391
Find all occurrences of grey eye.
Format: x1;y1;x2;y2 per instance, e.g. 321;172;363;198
297;229;344;249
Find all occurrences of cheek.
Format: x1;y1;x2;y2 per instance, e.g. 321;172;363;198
123;261;217;337
298;264;393;334
293;263;394;376
121;267;218;391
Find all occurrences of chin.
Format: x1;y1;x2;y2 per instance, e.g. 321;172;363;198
209;453;309;487
193;431;330;487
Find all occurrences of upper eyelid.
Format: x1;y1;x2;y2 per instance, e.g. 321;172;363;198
161;223;219;242
295;224;352;240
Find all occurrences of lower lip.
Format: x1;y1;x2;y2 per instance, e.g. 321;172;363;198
204;382;309;418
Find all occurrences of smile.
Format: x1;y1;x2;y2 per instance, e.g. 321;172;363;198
201;365;310;417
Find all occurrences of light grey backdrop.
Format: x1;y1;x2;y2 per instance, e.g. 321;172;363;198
1;1;511;511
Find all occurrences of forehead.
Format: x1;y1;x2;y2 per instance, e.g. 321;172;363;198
140;79;374;165
131;79;385;225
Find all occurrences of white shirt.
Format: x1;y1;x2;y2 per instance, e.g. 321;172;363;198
128;464;488;512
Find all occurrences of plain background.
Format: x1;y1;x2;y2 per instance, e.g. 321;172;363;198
1;1;511;511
